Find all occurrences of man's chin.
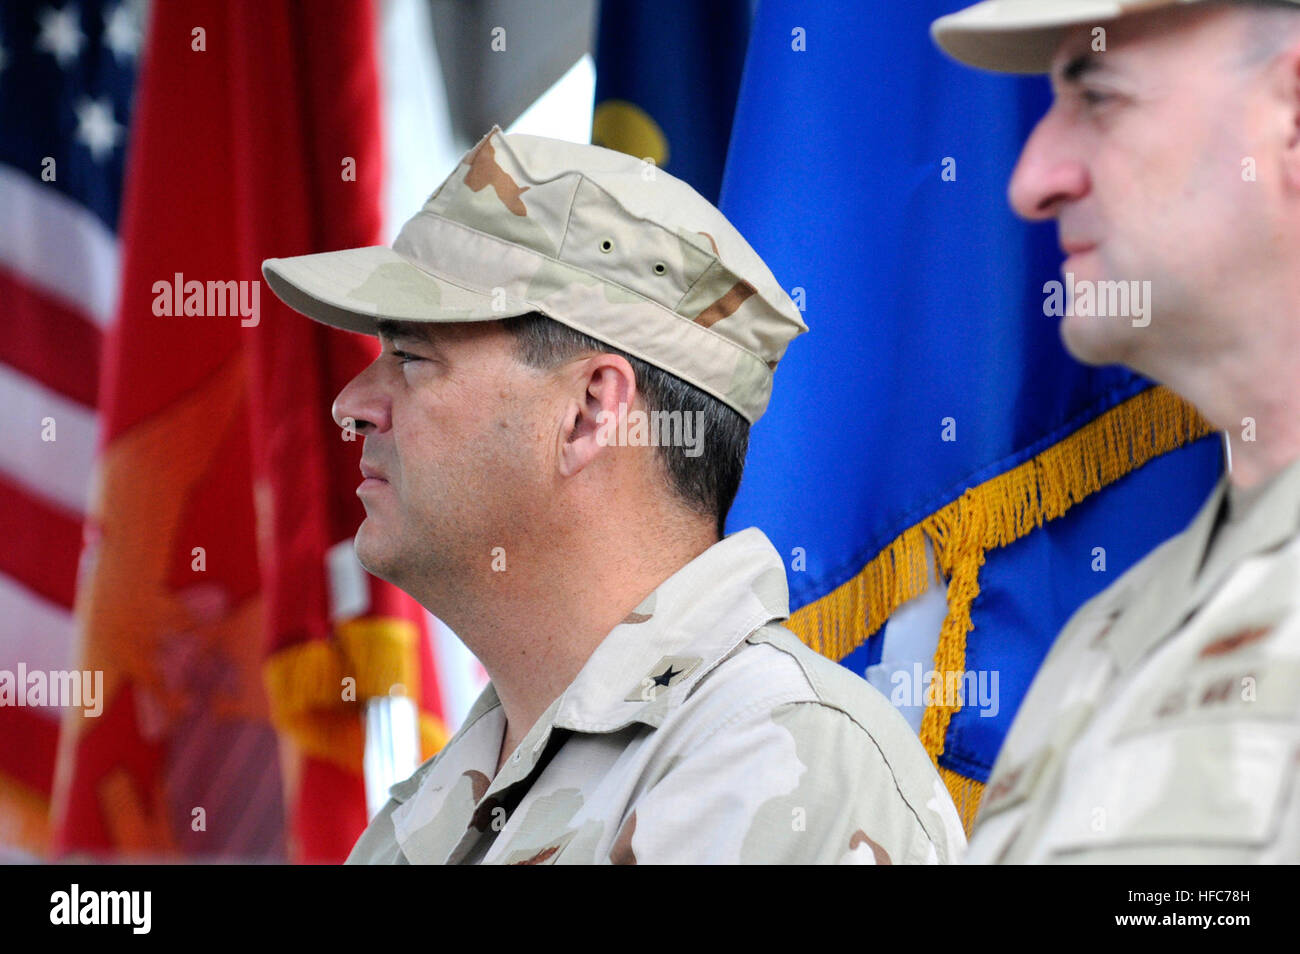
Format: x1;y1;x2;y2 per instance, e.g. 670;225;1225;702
353;526;399;584
1059;314;1125;367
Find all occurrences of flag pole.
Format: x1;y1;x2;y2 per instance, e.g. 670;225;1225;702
362;691;421;819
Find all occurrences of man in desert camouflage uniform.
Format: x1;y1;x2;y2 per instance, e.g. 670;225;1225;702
931;0;1300;861
262;128;966;864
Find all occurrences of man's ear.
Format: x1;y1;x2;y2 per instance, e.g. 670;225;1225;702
556;353;637;478
1275;37;1300;191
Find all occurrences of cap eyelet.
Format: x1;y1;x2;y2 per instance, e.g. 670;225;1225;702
653;262;667;275
599;238;614;253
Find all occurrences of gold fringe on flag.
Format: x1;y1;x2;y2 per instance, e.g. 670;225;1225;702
0;772;52;858
262;617;449;772
783;386;1215;831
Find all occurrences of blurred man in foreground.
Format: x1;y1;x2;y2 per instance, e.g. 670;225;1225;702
262;127;966;864
932;0;1300;861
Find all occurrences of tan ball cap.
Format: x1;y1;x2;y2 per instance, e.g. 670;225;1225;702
929;0;1281;74
262;127;807;424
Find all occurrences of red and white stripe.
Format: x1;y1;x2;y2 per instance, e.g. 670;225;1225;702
0;165;117;715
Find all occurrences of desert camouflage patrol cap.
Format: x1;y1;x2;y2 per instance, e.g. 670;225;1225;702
932;0;1300;73
262;126;806;424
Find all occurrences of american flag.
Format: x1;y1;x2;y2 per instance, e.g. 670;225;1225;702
0;0;144;856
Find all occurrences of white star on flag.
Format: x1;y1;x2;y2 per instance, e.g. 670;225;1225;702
74;96;124;162
103;1;143;63
36;4;87;69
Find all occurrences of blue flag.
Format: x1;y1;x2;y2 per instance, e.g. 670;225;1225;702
592;0;750;203
720;0;1223;828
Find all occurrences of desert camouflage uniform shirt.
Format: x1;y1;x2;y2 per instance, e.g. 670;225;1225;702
347;527;966;864
966;455;1300;863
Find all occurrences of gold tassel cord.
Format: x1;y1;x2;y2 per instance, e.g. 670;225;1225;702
938;765;985;836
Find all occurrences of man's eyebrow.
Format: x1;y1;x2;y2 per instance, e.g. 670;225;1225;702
376;318;441;350
1055;51;1105;85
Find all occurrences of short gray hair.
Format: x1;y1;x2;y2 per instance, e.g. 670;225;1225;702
500;312;750;539
1228;0;1300;66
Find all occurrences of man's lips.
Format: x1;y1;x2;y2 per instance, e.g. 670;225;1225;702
359;462;388;487
1060;239;1097;255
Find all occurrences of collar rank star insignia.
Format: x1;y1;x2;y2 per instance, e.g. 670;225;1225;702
624;655;702;703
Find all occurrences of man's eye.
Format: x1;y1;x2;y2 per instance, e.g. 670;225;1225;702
390;349;420;364
1081;88;1113;106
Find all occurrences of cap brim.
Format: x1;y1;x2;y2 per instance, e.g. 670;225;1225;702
931;0;1162;74
261;245;531;336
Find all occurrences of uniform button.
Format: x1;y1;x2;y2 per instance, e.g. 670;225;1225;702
512;752;521;763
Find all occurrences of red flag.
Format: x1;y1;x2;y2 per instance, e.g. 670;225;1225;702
56;0;447;862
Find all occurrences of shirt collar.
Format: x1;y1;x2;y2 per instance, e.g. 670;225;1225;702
1196;452;1300;603
1099;456;1300;669
1225;453;1300;526
1101;472;1227;670
550;526;791;734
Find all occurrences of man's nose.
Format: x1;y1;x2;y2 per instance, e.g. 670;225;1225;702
1007;110;1089;222
332;359;389;435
